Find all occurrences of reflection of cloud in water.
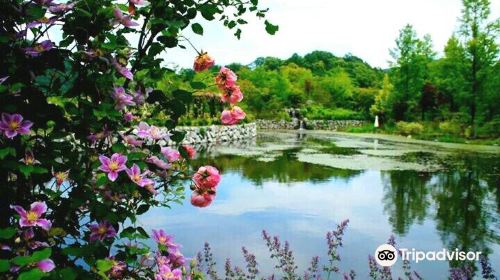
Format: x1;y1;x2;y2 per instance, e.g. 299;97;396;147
139;131;500;278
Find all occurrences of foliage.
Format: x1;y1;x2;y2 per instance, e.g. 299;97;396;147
395;122;424;136
0;0;275;278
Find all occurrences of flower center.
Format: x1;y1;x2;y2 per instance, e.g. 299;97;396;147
34;45;45;52
163;272;174;279
26;211;38;222
9;121;19;130
109;161;119;171
98;226;107;235
133;175;141;183
159;236;166;244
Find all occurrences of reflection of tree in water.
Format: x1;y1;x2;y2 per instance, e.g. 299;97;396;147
431;154;499;269
381;170;431;235
193;148;362;186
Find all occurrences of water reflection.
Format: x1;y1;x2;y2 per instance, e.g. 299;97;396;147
143;132;499;278
194;149;362;185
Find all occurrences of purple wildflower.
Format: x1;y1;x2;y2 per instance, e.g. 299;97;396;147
89;221;116;241
10;202;52;231
98;153;128;181
111;87;135;111
24;40;53;57
0;113;33;138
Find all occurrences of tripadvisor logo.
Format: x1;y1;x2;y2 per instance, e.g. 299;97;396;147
374;244;482;267
375;244;398;267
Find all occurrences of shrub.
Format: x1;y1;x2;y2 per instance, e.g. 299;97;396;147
0;0;273;279
396;121;424;135
439;121;462;135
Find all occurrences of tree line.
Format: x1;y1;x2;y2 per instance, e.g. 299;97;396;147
168;0;498;138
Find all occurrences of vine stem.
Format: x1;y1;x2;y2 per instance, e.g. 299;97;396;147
180;36;202;55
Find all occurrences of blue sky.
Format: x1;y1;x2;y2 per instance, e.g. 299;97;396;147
165;0;500;69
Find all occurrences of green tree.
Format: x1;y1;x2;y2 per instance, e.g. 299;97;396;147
390;25;435;121
458;0;499;136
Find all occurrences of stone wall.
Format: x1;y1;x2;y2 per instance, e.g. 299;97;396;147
256;119;366;130
175;123;257;144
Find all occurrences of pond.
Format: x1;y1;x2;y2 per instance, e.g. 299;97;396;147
142;131;500;278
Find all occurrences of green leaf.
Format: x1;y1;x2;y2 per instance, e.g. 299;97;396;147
96;174;109;187
170;131;186;143
157;36;178;48
265;20;279;35
0;147;16;160
31;248;51;262
56;268;77;280
12;255;33;266
0;259;10;273
227;20;236;29
26;5;46;20
191;23;203;35
111;143;126;153
190;81;206;89
200;4;218;20
172;89;193;103
96;259;113;273
136;204;150;215
18;268;44;280
0;227;16;239
120;227;135;239
128;152;146;161
19;165;34;178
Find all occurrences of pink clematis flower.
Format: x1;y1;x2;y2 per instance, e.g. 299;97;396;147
220;85;243;104
52;169;69;187
99;153;128;181
0;113;33;139
132;87;151;106
160;147;180;162
181;145;196;159
191;191;215;208
136;122;151;138
112;59;134;80
121;134;143;147
37;259;55;272
10;202;52;231
112;87;135;111
152;229;177;249
221;106;246;125
149;126;171;141
48;2;75;13
155;265;182;280
126;164;154;187
123;112;135;122
193;52;215;72
24;40;53;57
19;151;41;165
113;8;139;27
215;66;237;90
192;166;221;191
147;156;171;170
27;16;57;29
108;258;126;278
136;122;170;141
89;221;116;241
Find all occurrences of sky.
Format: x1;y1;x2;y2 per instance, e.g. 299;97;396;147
165;0;500;69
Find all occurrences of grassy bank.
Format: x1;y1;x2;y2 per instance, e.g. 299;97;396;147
341;122;500;146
